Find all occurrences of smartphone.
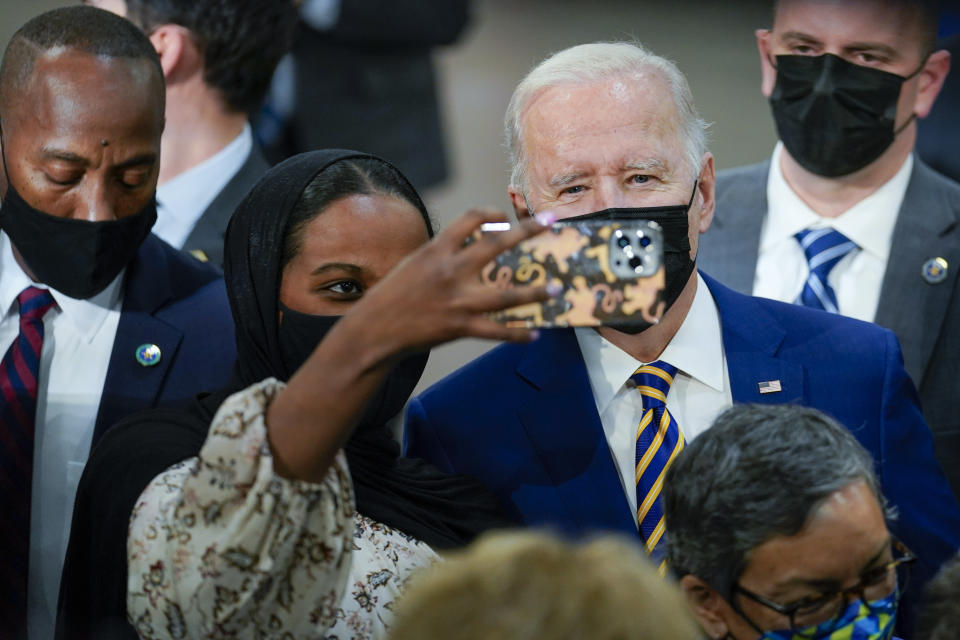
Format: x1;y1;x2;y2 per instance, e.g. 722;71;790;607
477;218;665;329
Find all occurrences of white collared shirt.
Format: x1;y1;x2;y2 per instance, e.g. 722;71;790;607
0;232;123;639
752;142;911;322
575;274;732;525
154;123;253;250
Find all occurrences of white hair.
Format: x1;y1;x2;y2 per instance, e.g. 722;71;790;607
505;42;710;194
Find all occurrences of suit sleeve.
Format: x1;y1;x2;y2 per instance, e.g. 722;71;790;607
878;331;960;590
403;396;455;473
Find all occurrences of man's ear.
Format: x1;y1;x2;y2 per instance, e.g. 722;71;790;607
680;575;732;640
912;48;951;119
148;24;201;81
508;185;532;219
695;152;716;234
756;29;777;98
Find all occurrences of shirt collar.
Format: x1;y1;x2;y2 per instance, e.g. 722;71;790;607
575;273;726;415
0;231;124;342
155;123;253;226
764;142;912;260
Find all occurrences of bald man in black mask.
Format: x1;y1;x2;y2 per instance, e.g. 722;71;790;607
0;7;235;638
698;0;960;498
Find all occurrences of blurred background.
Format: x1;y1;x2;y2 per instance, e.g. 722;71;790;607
1;0;778;390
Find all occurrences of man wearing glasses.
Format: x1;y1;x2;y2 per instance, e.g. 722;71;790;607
665;404;916;639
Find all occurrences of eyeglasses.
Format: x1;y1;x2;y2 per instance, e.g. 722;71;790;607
731;538;916;637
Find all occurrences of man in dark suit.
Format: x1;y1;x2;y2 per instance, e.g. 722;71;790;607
404;40;959;628
85;0;299;266
696;0;960;496
257;0;469;192
0;7;235;637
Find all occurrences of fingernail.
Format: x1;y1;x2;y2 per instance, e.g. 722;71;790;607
534;211;557;226
546;282;563;296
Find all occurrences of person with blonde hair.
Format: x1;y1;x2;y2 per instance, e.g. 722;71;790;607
391;531;700;640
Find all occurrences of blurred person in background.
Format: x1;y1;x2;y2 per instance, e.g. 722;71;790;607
915;551;960;640
0;7;235;638
665;404;914;640
390;531;700;640
255;0;469;192
84;0;299;266
697;0;960;497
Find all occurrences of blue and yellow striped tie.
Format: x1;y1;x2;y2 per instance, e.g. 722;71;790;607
631;360;685;576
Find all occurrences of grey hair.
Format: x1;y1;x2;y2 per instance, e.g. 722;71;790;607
663;404;893;598
504;41;709;196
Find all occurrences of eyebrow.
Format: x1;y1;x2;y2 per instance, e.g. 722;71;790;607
309;262;366;277
547;159;668;188
778;31;900;58
39;148;158;169
771;536;893;593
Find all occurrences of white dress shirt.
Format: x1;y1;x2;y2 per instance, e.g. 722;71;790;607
575;274;732;525
154;123;253;250
752;142;912;322
0;232;123;639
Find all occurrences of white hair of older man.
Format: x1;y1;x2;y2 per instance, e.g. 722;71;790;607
505;42;710;199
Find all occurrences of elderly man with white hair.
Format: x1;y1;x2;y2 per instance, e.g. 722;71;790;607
405;41;960;603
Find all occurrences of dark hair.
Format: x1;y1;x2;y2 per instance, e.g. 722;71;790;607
772;0;941;58
123;0;298;114
663;404;891;598
281;157;435;269
916;552;960;640
0;6;163;117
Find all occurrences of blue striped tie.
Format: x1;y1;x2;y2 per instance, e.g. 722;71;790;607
631;361;684;577
794;228;858;313
0;286;56;638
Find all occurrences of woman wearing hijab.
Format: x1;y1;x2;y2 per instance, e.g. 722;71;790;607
57;150;552;639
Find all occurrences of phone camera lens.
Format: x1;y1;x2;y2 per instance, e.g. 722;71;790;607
617;236;631;249
628;256;642;270
639;236;651;248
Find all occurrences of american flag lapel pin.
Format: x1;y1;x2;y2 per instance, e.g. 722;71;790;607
758;380;782;394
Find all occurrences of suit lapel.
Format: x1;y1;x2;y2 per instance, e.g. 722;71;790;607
702;273;807;405
514;329;637;536
182;144;270;266
92;236;183;444
874;159;960;387
702;161;770;293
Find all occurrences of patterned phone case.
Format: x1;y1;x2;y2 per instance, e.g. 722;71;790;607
479;219;666;329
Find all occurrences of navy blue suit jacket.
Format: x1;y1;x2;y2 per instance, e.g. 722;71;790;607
406;273;960;592
90;234;236;445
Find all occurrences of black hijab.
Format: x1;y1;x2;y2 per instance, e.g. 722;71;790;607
56;150;513;639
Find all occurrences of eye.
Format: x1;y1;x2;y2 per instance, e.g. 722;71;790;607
853;51;886;66
789;592;834;615
324;280;364;298
44;170;82;186
561;185;585;195
789;44;817;56
629;175;650;185
119;168;152;188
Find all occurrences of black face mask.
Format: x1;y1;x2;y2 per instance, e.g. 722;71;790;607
559;182;698;334
769;53;922;178
277;303;429;427
0;183;157;299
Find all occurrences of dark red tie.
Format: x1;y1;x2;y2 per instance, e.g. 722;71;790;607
0;286;55;638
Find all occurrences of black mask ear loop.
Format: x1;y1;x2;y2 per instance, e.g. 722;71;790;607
891;55;930;137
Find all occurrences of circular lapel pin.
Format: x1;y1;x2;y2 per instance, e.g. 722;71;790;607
135;343;162;367
922;257;949;285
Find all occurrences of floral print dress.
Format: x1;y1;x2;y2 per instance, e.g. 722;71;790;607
126;379;439;639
